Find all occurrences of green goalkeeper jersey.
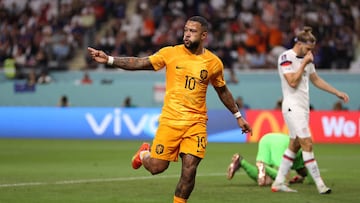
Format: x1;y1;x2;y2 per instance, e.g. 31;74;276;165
256;133;304;170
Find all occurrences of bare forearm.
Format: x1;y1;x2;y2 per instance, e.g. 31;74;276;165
312;77;339;95
216;86;238;113
310;73;349;103
87;47;154;71
286;63;306;88
113;56;154;71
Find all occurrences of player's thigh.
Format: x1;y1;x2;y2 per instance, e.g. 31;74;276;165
283;111;311;139
181;153;202;174
151;123;183;162
180;122;207;159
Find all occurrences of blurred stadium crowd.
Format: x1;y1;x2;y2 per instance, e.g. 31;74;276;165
1;0;359;79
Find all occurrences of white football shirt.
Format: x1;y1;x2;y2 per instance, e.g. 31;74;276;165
278;49;315;113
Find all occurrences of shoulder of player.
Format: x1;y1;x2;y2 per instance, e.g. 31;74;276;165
279;49;296;63
204;49;223;64
280;49;294;57
156;45;193;55
157;45;177;52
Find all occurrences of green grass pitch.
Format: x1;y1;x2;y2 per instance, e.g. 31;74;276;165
0;139;359;203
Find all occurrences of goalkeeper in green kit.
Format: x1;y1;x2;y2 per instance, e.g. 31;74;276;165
227;133;311;186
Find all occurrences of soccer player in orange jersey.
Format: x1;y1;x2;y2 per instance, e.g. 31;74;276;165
88;16;252;203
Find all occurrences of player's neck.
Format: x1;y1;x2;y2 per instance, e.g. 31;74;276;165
292;46;302;57
185;45;205;55
194;47;205;55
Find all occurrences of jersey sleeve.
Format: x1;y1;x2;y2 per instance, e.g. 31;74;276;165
308;63;316;74
149;47;173;71
210;58;226;87
279;53;294;74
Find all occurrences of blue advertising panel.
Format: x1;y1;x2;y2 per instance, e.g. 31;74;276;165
0;107;246;142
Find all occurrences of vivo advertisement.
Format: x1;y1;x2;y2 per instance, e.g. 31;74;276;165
0;107;246;142
0;107;358;143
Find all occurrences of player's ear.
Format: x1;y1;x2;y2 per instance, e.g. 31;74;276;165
201;31;207;40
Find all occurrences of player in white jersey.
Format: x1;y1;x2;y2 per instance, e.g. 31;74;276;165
278;49;315;112
271;26;349;194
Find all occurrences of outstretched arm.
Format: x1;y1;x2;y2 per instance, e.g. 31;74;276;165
87;47;154;71
214;85;252;134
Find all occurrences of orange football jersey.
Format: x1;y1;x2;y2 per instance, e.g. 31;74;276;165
149;44;225;125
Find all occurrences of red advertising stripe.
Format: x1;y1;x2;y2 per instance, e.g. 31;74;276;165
311;111;360;143
246;110;360;144
246;110;287;143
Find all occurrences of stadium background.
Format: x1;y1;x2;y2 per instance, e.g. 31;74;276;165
0;0;359;143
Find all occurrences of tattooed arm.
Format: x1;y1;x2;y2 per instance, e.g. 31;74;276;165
87;47;154;71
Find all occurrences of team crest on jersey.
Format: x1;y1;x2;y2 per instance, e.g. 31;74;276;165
280;54;292;67
155;144;164;155
200;70;208;80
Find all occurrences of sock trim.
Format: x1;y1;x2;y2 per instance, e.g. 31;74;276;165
173;196;187;203
283;154;294;161
304;158;315;164
139;151;150;161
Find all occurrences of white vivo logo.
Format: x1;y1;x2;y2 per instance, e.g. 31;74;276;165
85;109;160;136
322;116;357;138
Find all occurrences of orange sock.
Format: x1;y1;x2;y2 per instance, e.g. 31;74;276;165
173;196;187;203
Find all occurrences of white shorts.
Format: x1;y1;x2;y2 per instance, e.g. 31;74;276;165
283;111;311;139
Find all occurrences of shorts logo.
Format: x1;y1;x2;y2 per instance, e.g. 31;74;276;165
155;144;164;155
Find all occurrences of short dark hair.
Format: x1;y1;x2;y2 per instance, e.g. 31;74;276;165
188;16;209;32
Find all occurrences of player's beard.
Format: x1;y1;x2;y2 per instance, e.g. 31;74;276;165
184;39;200;53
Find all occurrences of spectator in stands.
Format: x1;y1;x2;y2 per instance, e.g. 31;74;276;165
80;71;92;85
99;29;116;54
79;2;96;50
235;96;250;112
0;0;90;71
37;70;53;84
122;96;136;108
26;69;37;87
13;45;27;78
3;57;16;79
34;48;49;72
58;95;70;107
267;46;287;69
332;100;347;111
1;0;358;72
274;98;282;110
52;29;71;68
218;45;238;84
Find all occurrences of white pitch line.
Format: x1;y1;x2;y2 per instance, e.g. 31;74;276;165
0;169;329;188
0;173;225;188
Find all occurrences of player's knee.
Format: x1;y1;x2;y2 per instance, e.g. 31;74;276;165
146;160;169;175
299;137;313;151
301;142;313;152
149;167;167;175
